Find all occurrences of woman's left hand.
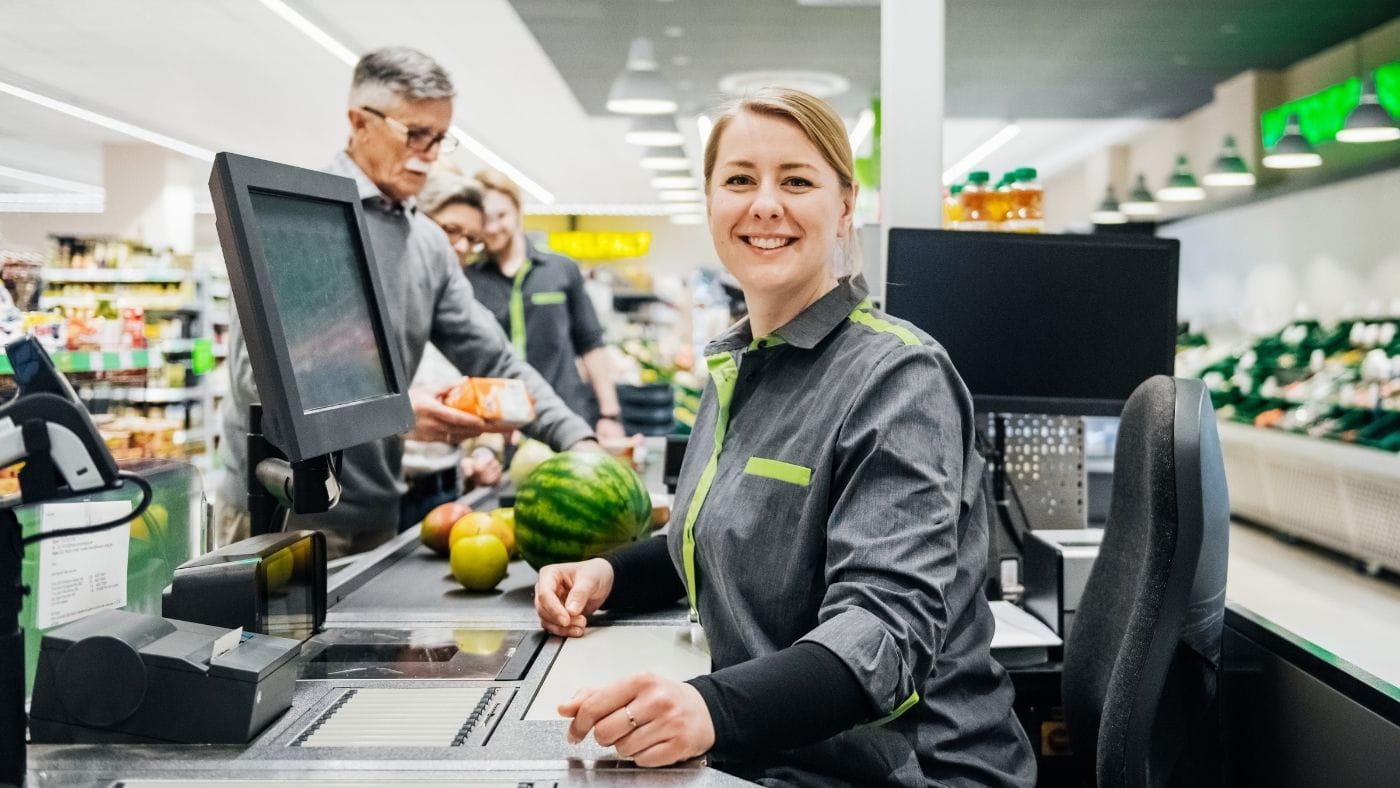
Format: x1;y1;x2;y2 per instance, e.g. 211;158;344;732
558;672;715;767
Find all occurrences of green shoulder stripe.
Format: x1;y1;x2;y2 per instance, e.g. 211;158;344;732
848;306;920;346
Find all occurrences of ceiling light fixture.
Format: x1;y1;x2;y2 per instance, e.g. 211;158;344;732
256;0;554;203
658;189;704;201
1262;115;1322;169
1089;185;1127;224
650;174;697;189
942;123;1021;185
1202;135;1256;187
607;38;678;115
670;213;705;225
625;115;685;146
663;202;704;214
718;70;849;99
849;109;876;151
0;192;105;213
640;146;689;170
1156;154;1206;202
0;78;214;162
1120;174;1160;218
0;163;103;195
1337;76;1400;143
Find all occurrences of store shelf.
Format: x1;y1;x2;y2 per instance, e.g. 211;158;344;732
104;386;207;404
40;267;189;284
0;348;160;376
39;296;199;312
208;282;232;299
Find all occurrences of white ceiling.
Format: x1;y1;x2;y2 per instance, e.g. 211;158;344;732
0;0;1155;210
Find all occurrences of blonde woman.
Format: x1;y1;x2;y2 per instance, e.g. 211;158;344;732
534;88;1036;786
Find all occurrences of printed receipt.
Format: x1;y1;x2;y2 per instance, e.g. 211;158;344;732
36;500;132;629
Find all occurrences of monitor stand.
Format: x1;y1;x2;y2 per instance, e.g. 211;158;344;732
246;404;342;537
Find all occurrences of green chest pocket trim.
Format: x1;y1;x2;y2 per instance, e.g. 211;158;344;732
531;291;567;305
744;457;812;487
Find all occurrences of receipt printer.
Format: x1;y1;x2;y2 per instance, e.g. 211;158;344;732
1023;529;1103;638
29;608;299;744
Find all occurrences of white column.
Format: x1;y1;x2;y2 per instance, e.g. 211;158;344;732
877;0;944;302
101;142;196;254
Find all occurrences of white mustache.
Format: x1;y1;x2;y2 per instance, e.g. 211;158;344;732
404;158;432;174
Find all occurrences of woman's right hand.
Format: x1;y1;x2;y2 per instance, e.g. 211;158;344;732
535;557;615;637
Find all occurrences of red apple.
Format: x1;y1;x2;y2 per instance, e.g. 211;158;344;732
421;501;472;555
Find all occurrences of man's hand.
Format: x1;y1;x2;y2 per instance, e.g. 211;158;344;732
595;418;626;440
464;446;502;486
408;383;488;443
559;673;715;767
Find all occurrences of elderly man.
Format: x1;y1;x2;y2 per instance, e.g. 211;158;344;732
216;47;596;558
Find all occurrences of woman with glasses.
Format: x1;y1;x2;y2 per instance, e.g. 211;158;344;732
395;172;506;530
465;169;625;440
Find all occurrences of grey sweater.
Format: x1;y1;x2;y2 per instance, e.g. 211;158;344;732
216;152;594;532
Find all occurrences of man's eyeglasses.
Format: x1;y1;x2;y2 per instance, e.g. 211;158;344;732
360;106;459;155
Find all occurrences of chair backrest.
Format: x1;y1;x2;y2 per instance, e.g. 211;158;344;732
1062;375;1230;788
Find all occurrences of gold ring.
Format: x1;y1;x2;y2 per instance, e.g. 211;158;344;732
624;705;637;728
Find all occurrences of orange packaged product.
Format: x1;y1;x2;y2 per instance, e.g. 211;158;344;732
443;377;536;429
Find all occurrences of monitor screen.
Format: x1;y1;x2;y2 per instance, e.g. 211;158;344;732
885;229;1179;416
248;189;393;413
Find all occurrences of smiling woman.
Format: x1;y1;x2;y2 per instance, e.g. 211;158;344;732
537;87;1037;787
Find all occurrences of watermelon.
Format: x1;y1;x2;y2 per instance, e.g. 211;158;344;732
514;451;652;571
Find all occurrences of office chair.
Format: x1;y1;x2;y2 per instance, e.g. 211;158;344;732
1062;376;1230;787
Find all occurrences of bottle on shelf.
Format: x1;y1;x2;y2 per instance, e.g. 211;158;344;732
1008;167;1045;233
943;184;963;229
989;171;1018;230
958;171;995;231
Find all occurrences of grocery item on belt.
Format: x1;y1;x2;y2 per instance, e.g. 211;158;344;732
443;377;536;428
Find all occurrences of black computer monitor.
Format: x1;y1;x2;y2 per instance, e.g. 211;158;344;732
209;152;413;462
885;229;1179;417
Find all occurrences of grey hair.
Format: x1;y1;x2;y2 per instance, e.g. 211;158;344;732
420;172;485;217
349;47;455;108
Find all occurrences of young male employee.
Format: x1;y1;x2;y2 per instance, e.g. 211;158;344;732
217;47;596;558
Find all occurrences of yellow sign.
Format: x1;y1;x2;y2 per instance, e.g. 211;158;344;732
547;231;652;260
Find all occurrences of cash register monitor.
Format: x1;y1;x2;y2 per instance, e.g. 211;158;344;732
885;229;1179;417
209;152;413;462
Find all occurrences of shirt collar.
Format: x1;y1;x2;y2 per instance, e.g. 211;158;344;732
328;150;418;215
705;274;871;355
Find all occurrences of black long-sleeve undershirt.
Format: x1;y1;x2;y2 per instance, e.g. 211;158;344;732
601;535;874;755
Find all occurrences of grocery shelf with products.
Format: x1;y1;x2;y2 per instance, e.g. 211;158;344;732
0;237;230;475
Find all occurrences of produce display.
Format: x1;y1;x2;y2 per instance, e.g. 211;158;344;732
1179;317;1400;452
513;451;652;571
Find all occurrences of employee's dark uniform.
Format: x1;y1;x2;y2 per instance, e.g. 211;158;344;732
604;275;1036;787
463;242;605;425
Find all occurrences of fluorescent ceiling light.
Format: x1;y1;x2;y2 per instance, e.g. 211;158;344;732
626;115;685;146
254;0;357;65
0;164;103;195
942;124;1021;185
651;174;697;189
0;192;105;213
523;202;679;216
640;147;689;170
664;202;704;214
849;109;875;151
256;0;554;204
658;189;704;201
670;213;705;225
0;78;214;162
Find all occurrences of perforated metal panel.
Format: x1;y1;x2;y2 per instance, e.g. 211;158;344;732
1346;475;1400;569
1264;460;1352;550
997;414;1086;531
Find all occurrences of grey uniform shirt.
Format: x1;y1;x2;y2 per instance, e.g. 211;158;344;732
217;151;594;532
463;244;606;425
668;275;1035;787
